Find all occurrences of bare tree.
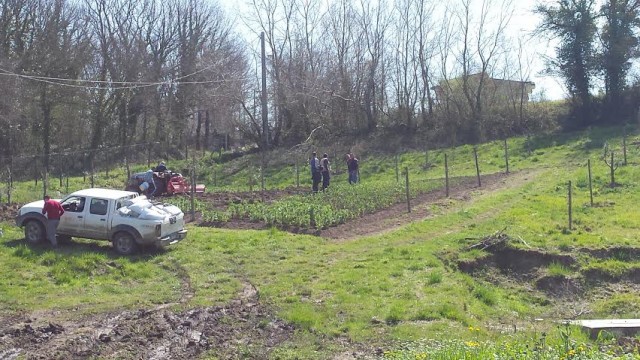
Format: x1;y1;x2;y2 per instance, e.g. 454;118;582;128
358;0;389;132
415;0;438;127
246;0;295;146
391;0;418;130
20;0;91;191
434;0;514;144
143;0;178;152
323;0;358;132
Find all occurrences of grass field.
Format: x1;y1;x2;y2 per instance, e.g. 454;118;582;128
1;126;640;359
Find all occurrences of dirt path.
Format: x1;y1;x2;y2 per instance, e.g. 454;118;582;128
318;169;541;241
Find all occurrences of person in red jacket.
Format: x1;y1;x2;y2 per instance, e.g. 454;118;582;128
42;195;65;247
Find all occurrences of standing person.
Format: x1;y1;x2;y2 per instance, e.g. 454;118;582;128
321;153;331;191
347;153;359;184
310;151;322;193
42;195;64;247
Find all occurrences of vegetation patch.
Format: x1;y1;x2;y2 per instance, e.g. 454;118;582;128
456;232;640;301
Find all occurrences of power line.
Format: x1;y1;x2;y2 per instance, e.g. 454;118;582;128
0;67;251;90
0;141;161;161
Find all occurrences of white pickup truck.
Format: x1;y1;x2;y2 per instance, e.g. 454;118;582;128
15;188;187;255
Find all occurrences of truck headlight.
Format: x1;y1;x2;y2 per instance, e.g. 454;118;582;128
155;224;161;237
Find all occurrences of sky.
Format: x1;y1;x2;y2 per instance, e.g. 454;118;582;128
218;0;568;100
510;0;567;100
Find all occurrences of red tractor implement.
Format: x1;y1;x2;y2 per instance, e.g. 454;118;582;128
161;171;206;195
126;171;205;196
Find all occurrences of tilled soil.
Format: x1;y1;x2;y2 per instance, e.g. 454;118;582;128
197;171;518;240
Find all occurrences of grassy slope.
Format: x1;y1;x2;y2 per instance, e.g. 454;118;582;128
1;126;640;358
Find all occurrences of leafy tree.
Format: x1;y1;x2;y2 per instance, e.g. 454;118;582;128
536;0;598;128
599;0;640;122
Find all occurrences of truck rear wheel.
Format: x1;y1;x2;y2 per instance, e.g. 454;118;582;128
24;220;45;245
112;232;138;255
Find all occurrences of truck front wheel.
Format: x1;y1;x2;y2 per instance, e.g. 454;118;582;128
112;232;138;255
24;220;45;245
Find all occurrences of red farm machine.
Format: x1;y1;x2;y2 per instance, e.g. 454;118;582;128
126;170;205;196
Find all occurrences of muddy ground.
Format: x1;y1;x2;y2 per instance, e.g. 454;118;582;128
1;171;638;359
0;284;296;360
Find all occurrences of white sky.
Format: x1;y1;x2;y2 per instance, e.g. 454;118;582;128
510;0;567;100
218;0;568;100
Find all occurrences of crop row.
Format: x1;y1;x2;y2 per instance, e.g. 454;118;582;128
194;177;447;229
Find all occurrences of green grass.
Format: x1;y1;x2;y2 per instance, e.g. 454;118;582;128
2;125;640;358
380;326;630;359
546;261;573;276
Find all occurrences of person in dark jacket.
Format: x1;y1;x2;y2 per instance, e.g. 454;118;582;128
155;161;167;172
347;153;359;184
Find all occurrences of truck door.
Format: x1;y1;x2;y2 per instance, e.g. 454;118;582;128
58;196;86;236
83;198;110;239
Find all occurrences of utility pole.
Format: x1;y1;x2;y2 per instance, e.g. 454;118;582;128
260;32;269;149
260;32;269;192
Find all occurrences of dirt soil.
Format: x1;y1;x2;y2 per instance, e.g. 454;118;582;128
0;283;295;360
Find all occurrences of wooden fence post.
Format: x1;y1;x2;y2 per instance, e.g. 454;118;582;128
147;142;151;169
445;153;450;198
43;170;48;199
260;165;264;192
607;152;617;186
504;138;510;174
190;160;196;222
568;180;572;230
90;158;95;188
395;154;399;183
295;161;300;188
405;167;411;213
7;179;11;204
623;134;628;166
588;159;593;206
474;146;481;187
8;155;13;204
125;156;131;180
309;207;316;228
424;147;429;169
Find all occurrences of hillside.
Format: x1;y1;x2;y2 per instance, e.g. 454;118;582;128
1;126;640;359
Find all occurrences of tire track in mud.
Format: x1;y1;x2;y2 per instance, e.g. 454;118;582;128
0;278;293;360
154;258;195;311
